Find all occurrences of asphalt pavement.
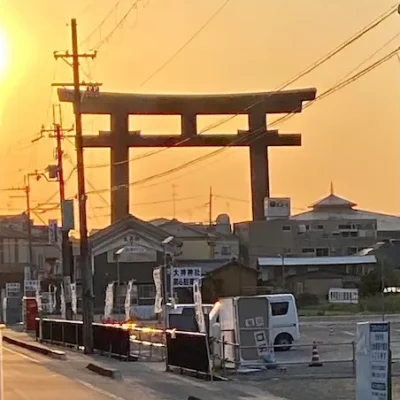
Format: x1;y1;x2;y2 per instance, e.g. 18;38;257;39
3;345;113;399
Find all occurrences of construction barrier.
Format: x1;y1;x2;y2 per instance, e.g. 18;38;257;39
166;330;211;375
35;318;131;360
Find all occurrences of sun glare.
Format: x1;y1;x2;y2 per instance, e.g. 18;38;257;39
0;31;8;77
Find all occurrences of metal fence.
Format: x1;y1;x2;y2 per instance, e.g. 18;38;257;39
36;318;131;360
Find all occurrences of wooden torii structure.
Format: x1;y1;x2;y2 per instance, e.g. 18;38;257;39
58;88;316;223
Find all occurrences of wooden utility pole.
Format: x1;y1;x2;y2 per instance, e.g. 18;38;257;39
208;186;213;227
53;18;101;354
38;104;75;319
2;173;40;278
172;184;176;219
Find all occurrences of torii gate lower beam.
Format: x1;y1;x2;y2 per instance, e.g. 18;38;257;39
58;88;316;223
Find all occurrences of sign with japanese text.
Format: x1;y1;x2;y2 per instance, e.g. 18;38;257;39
370;323;389;400
172;267;202;288
329;288;359;304
356;322;390;400
6;283;21;298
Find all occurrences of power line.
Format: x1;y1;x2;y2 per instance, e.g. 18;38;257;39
80;1;123;46
84;3;397;171
138;0;232;88
92;0;142;50
86;45;400;195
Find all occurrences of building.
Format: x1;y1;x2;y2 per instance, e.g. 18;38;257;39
258;255;377;297
0;214;62;290
235;188;400;268
201;260;259;303
88;214;181;315
151;214;240;270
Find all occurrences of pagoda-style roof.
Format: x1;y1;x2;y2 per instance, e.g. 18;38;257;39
57;87;316;115
310;194;357;209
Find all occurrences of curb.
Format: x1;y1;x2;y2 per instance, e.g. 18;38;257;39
86;363;122;380
3;335;66;360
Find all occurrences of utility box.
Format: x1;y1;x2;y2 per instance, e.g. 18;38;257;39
23;297;38;331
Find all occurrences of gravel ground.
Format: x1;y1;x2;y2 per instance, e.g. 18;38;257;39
252;377;400;400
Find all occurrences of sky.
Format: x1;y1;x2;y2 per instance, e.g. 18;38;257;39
1;0;400;231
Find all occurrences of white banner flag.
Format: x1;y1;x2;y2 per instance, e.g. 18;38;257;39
124;280;134;321
70;283;77;315
60;284;66;319
48;284;54;313
104;282;114;320
193;280;206;333
35;285;42;312
52;286;57;313
153;267;163;314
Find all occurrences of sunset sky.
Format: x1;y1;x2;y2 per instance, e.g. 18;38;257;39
1;0;400;230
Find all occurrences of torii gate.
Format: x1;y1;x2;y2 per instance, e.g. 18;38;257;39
58;88;316;223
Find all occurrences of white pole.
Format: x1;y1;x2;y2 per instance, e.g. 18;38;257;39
0;324;6;400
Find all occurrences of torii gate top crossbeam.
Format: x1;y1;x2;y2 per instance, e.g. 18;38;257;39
58;88;316;115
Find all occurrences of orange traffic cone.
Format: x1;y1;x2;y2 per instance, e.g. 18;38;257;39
309;341;322;367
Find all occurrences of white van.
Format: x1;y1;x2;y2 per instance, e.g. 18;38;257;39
209;294;300;351
259;294;300;350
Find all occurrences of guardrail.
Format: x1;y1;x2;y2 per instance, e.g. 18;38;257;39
35;318;131;360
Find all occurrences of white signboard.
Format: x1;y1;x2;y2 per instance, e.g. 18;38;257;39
329;288;359;304
124;245;149;254
356;322;390;400
172;267;202;288
24;280;39;293
6;283;21;298
153;267;163;314
264;197;291;219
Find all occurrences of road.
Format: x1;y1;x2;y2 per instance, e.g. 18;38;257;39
273;316;400;365
2;345;116;399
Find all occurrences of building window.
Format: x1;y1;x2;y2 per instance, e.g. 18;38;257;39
347;247;358;255
282;225;291;232
221;246;231;256
138;284;156;300
339;224;352;230
302;248;315;254
316;248;329;257
271;302;289;316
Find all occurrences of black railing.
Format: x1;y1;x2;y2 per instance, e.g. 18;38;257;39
166;330;211;375
35;318;131;360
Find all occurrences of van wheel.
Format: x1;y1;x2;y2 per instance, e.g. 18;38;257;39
274;333;293;351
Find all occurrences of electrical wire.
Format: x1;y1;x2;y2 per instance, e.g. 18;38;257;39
92;0;142;50
91;194;204;208
86;45;400;195
84;3;398;171
138;0;232;88
80;1;124;47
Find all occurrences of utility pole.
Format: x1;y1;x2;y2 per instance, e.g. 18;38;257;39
53;18;101;354
208;186;213;227
2;172;42;279
172;185;176;219
38;104;75;319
